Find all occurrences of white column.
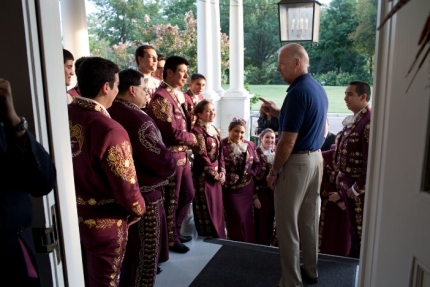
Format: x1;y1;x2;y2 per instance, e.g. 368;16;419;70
210;0;224;130
198;0;221;128
219;0;250;139
197;0;213;93
227;0;245;92
60;0;90;87
212;0;224;96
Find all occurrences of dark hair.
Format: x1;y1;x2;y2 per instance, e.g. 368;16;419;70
349;81;371;101
135;44;156;66
194;99;212;115
259;128;275;140
74;57;90;77
190;73;206;82
259;104;269;118
157;53;166;61
63;49;74;64
228;117;247;131
118;69;144;96
163;55;189;80
77;57;119;99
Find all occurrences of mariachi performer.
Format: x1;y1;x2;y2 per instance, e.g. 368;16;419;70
254;128;276;246
68;58;146;286
221;118;261;243
183;73;206;127
109;69;177;287
147;56;197;254
191;99;226;239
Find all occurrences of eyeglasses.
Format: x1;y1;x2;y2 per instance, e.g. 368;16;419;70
134;85;146;90
134;85;147;94
156;67;164;70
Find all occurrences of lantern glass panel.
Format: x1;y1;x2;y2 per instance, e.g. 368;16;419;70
279;3;315;42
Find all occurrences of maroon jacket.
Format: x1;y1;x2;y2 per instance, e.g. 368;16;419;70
221;138;261;190
68;97;146;222
147;84;196;165
191;119;225;181
335;106;371;194
108;99;177;196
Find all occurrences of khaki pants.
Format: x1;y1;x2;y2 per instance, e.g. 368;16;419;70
275;151;323;287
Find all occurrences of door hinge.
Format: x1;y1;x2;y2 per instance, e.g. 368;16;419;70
33;226;58;253
32;204;61;264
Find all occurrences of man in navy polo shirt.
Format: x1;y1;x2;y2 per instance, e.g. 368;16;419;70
261;43;328;287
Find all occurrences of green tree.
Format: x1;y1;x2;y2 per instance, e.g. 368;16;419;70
88;9;230;82
349;0;377;76
318;0;358;73
162;0;197;30
89;0;164;45
134;12;199;73
305;0;375;85
243;0;280;70
219;0;230;35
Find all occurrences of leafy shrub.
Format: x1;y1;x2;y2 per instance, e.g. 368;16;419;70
320;71;337;86
336;72;355;86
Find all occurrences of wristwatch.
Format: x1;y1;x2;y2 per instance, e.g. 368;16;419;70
13;117;28;132
269;169;278;176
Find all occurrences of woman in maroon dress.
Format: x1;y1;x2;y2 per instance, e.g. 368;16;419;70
253;128;276;246
191;99;227;238
221;118;261;243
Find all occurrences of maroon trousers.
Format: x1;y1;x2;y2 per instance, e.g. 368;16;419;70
120;190;163;287
158;199;169;263
80;219;128;287
165;161;195;245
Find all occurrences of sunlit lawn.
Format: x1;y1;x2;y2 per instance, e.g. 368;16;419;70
221;84;350;113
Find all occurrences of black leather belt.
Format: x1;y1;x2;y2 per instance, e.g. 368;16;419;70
291;149;320;154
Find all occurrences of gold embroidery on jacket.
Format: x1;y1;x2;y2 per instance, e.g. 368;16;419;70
139;179;169;193
138;121;161;155
176;157;187;166
74;97;110;117
170;145;188;153
78;217;120;229
76;197;116;206
107;141;137;184
69;121;84;158
151;97;172;123
132;201;145;216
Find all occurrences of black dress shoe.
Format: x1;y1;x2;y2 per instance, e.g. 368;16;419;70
300;265;318;284
179;235;192;243
169;242;190;253
156;266;162;275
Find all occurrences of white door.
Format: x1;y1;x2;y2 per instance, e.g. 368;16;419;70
360;0;430;286
0;0;84;286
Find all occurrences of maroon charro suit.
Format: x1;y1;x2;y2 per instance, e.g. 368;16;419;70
108;99;176;287
147;83;197;246
184;89;204;127
335;106;371;258
221;138;261;243
68;97;146;287
318;149;351;256
254;146;275;246
191;119;226;239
